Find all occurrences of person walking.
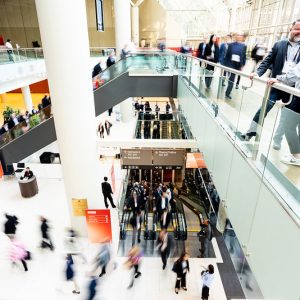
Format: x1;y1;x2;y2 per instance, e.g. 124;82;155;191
242;19;300;146
104;120;112;136
219;35;232;86
203;34;220;89
65;254;80;294
267;60;300;166
101;177;116;208
106;51;116;68
198;219;213;258
173;252;190;294
125;245;142;289
224;32;247;99
201;264;215;300
4;213;19;238
40;216;54;251
9;237;29;271
5;39;14;62
156;229;173;270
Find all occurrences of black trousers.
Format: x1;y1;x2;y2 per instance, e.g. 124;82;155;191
103;194;115;208
202;285;210;299
175;273;186;289
205;65;214;88
161;250;168;267
21;259;28;271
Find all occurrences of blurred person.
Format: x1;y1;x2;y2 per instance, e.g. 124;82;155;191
40;216;54;251
120;44;129;60
156;229;173;269
98;122;105;138
224;32;247;99
198;219;213;258
154;188;169;221
101;176;116;208
5;39;14;62
242;19;300;145
180;42;192;54
9;236;29;271
41;94;51;108
4;213;19;238
201;264;215;300
267;60;300;166
160;208;171;230
124;245;142;289
20;167;33;180
172;252;190;294
92;239;112;277
251;42;267;71
86;274;99;300
166;102;171;113
152;123;159;139
92;61;102;78
203;34;220;89
104;120;112;136
31;106;38;115
155;104;160;119
197;38;209;60
106;51;116;68
64;228;86;263
64;254;80;294
219;35;232;86
0;122;8;135
7;112;19;130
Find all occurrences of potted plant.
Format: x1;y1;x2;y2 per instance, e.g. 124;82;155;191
29;114;41;128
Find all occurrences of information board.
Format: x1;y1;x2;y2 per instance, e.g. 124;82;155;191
85;209;112;243
121;149;152;169
72;198;88;216
153;149;185;169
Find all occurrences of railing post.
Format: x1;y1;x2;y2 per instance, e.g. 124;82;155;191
217;68;225;100
188;57;192;86
252;84;271;160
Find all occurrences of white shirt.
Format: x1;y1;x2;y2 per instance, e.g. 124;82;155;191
202;272;215;288
277;60;300;90
282;42;300;74
5;42;13;50
13;117;19;125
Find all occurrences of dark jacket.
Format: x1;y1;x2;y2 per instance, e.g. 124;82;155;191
101;181;112;196
204;43;220;63
4;214;18;235
257;39;300;78
66;255;74;280
224;42;247;70
92;63;102;78
173;259;190;276
42;96;51;108
126;195;144;212
219;43;229;65
155;197;169;213
41;220;49;239
197;43;206;59
7;117;17;130
106;56;115;68
23;170;33;179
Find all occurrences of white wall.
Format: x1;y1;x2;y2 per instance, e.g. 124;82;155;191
177;77;300;300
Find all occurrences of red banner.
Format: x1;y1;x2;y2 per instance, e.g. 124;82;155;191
0;163;3;178
85;209;112;243
186;153;206;168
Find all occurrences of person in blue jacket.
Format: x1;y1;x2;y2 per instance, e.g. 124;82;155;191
224;33;247;99
219;35;232;86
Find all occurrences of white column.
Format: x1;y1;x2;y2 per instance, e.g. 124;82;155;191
21;86;33;112
114;0;131;58
120;98;133;122
35;0;101;236
229;0;238;33
132;5;139;46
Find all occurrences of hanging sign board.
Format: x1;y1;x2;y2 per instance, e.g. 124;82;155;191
121;149;153;169
153;149;185;170
95;0;104;32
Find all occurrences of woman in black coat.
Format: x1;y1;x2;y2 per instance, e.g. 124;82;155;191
173;252;190;294
4;214;19;237
203;34;220;89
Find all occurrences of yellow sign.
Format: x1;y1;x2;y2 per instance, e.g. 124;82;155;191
72;198;88;216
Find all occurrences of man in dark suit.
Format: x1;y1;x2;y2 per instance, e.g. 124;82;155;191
106;51;116;68
197;38;209;59
92;61;102;78
7;113;19;130
41;95;51;108
219;35;232;86
101;177;116;208
160;208;172;229
224;32;247;99
242;19;300;142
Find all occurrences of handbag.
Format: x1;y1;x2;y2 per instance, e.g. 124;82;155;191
25;250;32;260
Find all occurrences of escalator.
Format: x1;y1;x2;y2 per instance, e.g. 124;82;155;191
0;54;178;171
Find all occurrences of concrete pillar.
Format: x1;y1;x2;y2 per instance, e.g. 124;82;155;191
0;93;7;104
21;86;33;112
132;5;139;46
120;98;133;122
114;0;131;58
35;0;101;235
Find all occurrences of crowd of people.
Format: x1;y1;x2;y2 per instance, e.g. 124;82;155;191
0;94;51;138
